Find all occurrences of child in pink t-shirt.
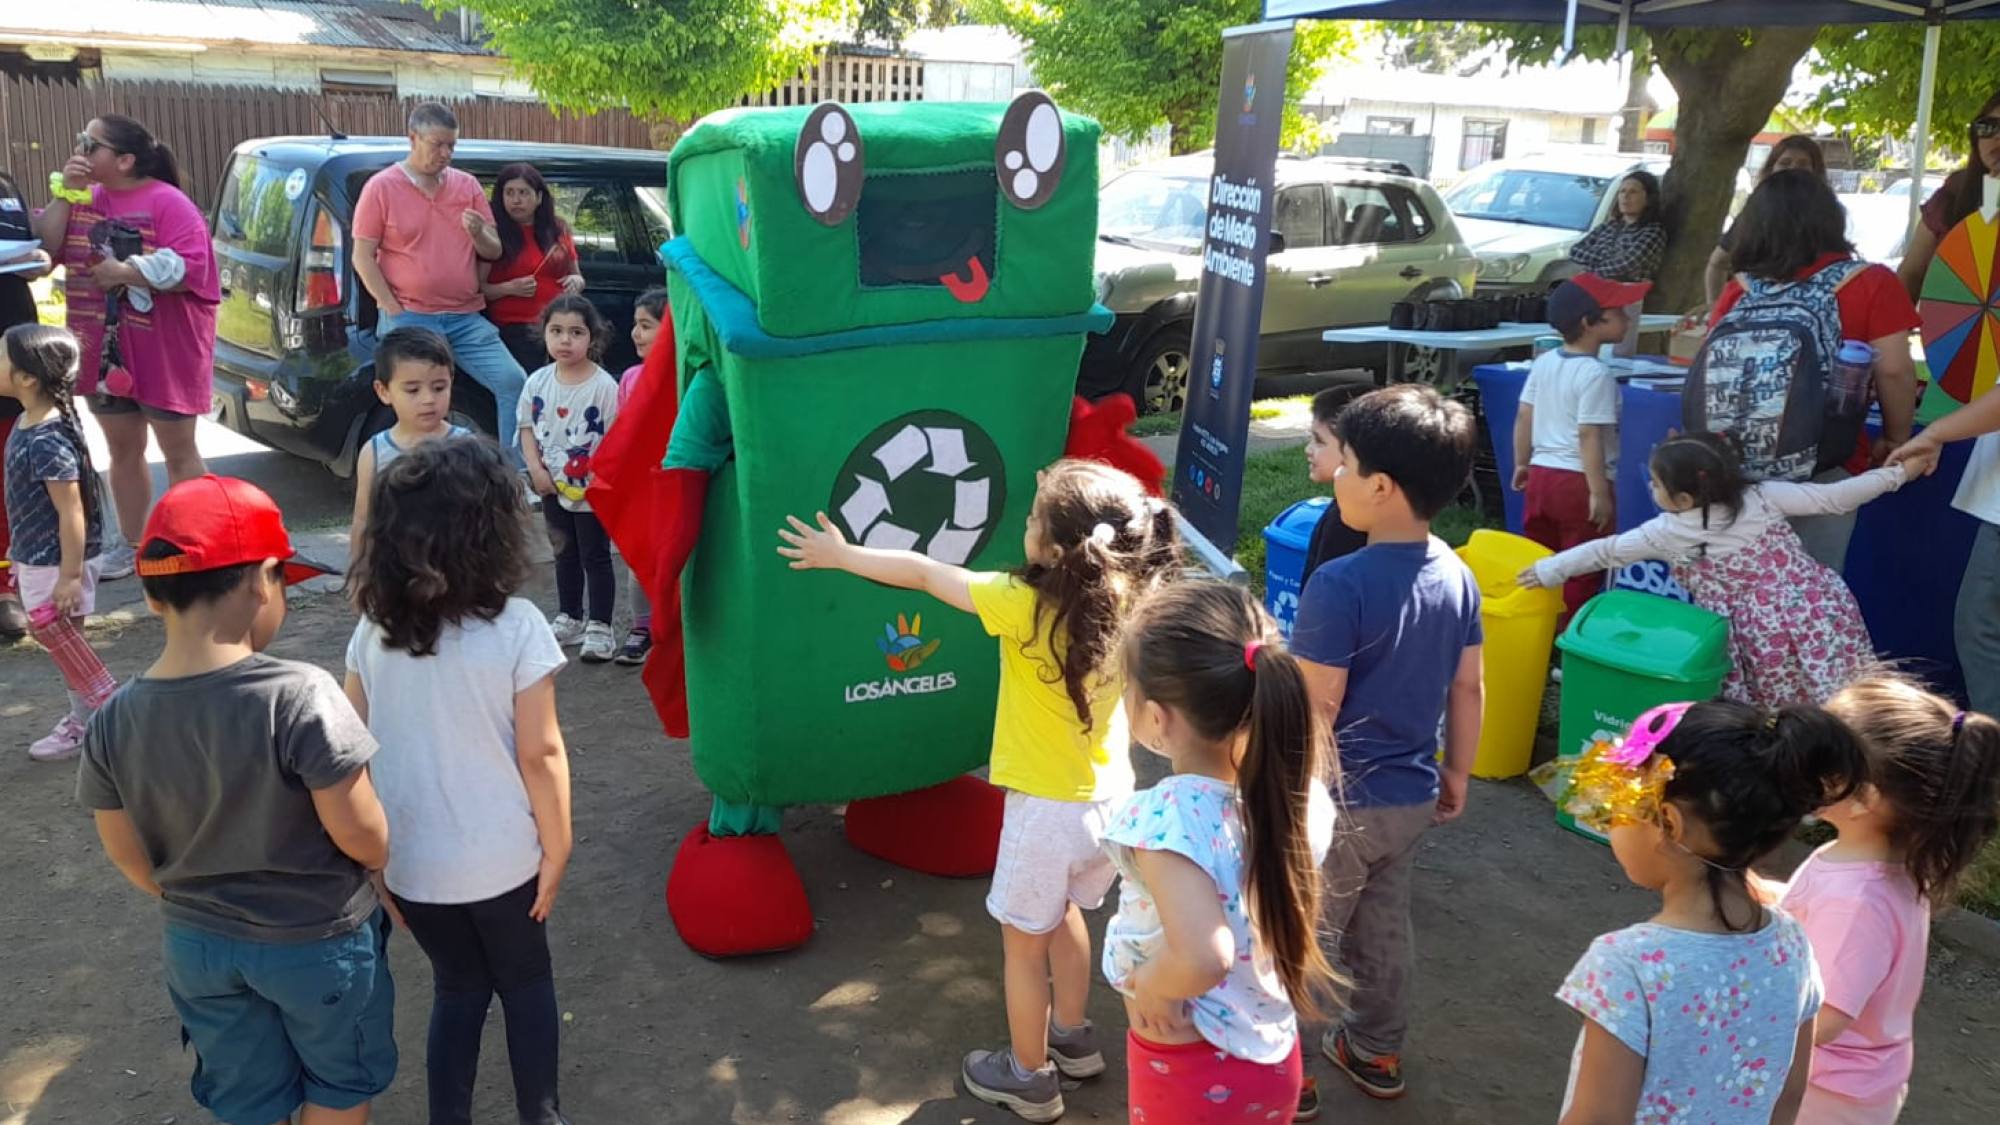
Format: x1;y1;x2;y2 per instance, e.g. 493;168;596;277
612;287;668;666
1778;677;2000;1124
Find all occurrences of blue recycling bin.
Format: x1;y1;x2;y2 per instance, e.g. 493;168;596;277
1264;497;1330;638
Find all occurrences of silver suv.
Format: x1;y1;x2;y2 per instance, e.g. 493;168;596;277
1080;154;1479;413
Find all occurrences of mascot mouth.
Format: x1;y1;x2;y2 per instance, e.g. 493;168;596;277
940;255;991;303
857;169;997;302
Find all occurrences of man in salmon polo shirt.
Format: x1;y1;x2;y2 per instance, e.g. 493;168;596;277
352;102;527;463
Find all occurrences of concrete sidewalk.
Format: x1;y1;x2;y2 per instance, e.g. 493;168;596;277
1138;409;1313;467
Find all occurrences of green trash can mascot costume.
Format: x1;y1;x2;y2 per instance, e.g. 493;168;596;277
588;94;1163;957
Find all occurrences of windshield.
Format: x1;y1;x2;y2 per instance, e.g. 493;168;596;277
1099;170;1209;252
1443;167;1612;231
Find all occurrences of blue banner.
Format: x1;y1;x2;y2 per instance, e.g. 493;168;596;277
1172;21;1295;569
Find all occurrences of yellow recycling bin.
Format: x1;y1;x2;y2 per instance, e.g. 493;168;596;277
1455;529;1565;779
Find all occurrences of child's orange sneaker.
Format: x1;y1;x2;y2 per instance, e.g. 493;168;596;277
1324;1026;1406;1100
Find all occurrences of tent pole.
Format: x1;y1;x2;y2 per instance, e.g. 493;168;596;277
1910;19;1941;241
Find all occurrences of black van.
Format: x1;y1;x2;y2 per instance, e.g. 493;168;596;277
208;136;670;476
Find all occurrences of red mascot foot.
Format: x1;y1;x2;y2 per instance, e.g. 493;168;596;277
844;774;1005;877
665;824;814;957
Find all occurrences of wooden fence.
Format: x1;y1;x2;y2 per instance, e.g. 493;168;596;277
1;52;925;212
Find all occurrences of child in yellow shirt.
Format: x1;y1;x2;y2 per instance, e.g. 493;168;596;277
779;459;1176;1122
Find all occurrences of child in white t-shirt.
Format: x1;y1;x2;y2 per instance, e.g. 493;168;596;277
1513;272;1649;622
343;437;573;1125
1103;581;1337;1124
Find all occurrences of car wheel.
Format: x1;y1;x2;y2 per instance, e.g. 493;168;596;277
1128;324;1193;415
1401;343;1450;388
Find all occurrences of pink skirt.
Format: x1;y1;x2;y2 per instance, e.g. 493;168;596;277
1126;1031;1301;1124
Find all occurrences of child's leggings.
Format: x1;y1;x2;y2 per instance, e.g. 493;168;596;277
1125;1032;1302;1124
394;878;563;1125
29;607;117;719
542;503;615;624
626;560;650;631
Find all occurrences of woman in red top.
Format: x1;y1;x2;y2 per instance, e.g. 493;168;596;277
1709;170;1920;571
481;163;584;374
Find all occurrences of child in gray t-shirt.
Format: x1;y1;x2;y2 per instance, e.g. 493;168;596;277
1554;700;1863;1125
77;475;395;1125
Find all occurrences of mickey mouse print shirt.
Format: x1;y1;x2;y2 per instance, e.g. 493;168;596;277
519;363;620;512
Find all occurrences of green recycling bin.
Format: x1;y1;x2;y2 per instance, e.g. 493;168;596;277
1554;591;1731;841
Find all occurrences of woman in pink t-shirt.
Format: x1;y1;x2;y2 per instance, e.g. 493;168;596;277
1776;676;2000;1124
34;114;219;561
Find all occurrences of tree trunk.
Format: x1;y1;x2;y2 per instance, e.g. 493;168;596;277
1650;26;1818;311
1619;39;1653;154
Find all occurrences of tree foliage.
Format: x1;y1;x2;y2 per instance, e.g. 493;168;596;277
1381;21;1496;76
1810;22;2000;158
973;0;1353;154
435;0;854;123
856;0;965;45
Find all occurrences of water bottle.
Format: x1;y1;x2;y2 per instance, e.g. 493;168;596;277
1533;335;1561;357
1830;340;1874;414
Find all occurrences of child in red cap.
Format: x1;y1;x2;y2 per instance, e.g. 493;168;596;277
1512;272;1650;624
76;474;399;1125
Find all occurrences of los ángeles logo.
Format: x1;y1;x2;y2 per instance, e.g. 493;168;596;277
844;612;959;704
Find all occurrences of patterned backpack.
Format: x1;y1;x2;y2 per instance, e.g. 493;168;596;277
1683;260;1867;481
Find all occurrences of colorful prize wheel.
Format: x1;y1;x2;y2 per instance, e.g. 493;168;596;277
1920;209;2000;404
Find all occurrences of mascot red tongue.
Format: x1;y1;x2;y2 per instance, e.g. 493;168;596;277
587;95;1158;958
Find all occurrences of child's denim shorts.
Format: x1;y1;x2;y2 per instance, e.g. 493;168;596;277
161;909;397;1125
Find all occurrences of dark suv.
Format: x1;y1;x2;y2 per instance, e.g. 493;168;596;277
207;136;670;476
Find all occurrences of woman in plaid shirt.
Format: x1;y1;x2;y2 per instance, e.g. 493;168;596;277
1569;170;1668;283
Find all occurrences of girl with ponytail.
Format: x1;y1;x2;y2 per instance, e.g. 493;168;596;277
1104;580;1338;1123
1;324;116;761
778;458;1177;1122
1555;699;1866;1125
1776;677;2000;1124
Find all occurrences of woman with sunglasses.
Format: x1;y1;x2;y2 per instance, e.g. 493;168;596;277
1898;93;2000;302
31;115;218;574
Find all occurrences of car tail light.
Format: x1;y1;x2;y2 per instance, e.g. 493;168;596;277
296;207;344;314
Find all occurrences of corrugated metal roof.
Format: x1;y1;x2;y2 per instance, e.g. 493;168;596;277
0;1;495;57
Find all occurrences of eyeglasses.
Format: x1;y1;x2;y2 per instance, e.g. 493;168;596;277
1974;117;2000;139
75;131;122;156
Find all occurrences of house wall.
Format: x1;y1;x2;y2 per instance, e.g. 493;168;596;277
98;46;536;98
920;59;1017;102
1337;98;1613;181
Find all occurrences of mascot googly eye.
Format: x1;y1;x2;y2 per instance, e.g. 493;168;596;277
795;103;865;226
995;92;1065;211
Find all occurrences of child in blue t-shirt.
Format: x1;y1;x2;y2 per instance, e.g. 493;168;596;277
1290;384;1484;1102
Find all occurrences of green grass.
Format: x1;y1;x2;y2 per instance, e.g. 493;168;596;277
1129;394;1313;439
1225;444;1498;595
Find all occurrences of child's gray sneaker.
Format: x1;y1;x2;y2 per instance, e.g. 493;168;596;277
1046;1020;1106;1078
962;1047;1063;1122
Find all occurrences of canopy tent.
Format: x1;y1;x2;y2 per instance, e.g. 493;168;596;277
1267;0;2000;239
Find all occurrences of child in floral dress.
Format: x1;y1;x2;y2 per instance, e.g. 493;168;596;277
1554;699;1868;1124
1523;433;1903;705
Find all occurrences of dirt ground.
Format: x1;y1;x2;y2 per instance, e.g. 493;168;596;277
4;577;1999;1125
